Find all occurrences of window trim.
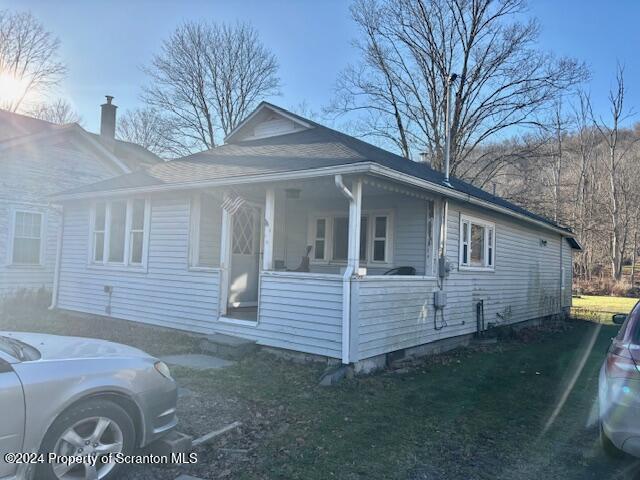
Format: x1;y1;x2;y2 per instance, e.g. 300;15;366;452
188;194;223;272
312;217;329;261
309;209;394;267
458;214;495;271
89;198;150;271
7;209;46;267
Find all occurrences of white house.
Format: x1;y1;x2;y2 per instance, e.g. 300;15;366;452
0;97;160;297
50;102;580;368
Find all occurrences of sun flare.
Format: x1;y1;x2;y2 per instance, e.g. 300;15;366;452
0;73;30;109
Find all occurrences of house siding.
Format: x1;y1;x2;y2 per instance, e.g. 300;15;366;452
439;200;564;338
216;272;343;358
55;185;572;363
561;238;573;308
0;135;124;297
57;196;220;333
276;193;429;275
355;276;438;360
353;200;568;361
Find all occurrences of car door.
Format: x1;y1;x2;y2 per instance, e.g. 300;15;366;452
0;358;24;478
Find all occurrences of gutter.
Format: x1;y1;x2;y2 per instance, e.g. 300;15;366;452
367;164;573;237
335;174;355;365
49;206;64;310
51;160;573;237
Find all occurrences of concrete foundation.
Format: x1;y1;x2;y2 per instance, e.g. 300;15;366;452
262;315;567;378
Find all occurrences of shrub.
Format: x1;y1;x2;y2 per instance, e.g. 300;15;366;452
574;278;640;297
0;287;51;321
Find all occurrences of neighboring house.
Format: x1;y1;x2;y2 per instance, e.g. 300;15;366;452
50;102;581;369
0;97;161;297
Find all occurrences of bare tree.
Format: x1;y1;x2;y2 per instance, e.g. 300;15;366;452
117;108;174;159
0;10;66;112
27;98;80;124
142;21;280;154
331;0;588;181
591;65;636;280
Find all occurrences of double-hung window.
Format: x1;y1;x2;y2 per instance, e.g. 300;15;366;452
11;211;44;265
91;199;149;268
310;211;392;265
459;214;495;270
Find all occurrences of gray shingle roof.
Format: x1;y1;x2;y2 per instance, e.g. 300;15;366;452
56;102;570;233
0;108;162;169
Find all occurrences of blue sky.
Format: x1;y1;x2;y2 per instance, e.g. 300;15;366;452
1;0;639;132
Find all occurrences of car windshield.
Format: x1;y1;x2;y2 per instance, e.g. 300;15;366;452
0;336;40;361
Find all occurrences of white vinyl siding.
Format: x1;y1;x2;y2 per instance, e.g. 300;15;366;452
54;187;569;363
216;272;343;358
355;276;438;359
58;197;221;333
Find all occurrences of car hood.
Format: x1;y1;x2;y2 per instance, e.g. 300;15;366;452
0;331;152;361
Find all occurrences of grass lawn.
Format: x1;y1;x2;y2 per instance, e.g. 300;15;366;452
572;295;638;323
1;305;638;479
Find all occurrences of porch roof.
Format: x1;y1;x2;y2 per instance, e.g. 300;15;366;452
51;102;573;236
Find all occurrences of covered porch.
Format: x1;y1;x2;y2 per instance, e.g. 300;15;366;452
191;173;441;362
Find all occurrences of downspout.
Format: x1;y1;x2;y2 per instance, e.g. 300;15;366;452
335;174;354;365
49;205;64;309
434;196;449;331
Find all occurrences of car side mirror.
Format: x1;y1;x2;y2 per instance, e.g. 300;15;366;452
612;313;627;325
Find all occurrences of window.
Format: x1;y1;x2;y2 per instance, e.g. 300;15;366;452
93;202;106;262
373;216;388;262
129;199;146;264
310;211;392;265
11;211;43;265
332;217;368;262
459;215;495;270
314;218;327;260
108;200;127;263
189;193;222;269
232;206;259;255
91;199;149;268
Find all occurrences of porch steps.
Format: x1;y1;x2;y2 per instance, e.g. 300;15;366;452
198;333;258;360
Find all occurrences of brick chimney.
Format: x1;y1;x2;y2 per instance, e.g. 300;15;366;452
100;95;117;139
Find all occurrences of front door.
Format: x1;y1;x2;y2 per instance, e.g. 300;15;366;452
228;204;262;308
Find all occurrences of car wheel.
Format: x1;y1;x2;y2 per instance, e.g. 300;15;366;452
36;398;135;480
600;421;625;459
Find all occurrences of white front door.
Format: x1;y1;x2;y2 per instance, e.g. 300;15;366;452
228;204;262;308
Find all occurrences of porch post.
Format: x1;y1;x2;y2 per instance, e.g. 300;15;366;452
219;193;232;316
347;179;363;272
263;188;275;270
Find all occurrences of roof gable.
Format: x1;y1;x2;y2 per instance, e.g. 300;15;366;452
224;102;312;143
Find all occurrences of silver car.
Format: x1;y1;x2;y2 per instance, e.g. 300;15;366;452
599;300;640;458
0;331;178;480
